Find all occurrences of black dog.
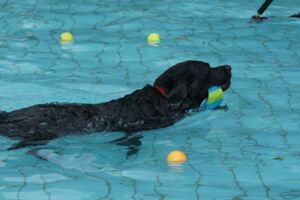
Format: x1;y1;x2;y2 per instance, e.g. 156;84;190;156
0;60;231;151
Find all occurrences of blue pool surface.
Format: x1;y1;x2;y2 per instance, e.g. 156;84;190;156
1;0;300;199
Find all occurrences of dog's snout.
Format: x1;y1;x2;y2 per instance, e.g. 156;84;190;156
224;65;231;71
223;65;232;80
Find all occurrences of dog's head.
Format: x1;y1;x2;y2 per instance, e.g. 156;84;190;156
207;64;231;91
154;60;231;109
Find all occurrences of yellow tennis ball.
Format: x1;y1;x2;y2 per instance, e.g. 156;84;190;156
60;32;74;42
167;150;187;163
147;33;160;45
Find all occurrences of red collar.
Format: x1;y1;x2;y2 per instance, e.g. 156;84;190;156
154;85;169;97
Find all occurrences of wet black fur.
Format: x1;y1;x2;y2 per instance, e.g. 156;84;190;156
0;60;231;151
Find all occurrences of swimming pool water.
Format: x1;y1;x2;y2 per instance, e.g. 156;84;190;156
0;0;300;199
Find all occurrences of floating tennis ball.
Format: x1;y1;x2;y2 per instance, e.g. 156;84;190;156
147;33;160;46
167;150;187;164
60;32;74;43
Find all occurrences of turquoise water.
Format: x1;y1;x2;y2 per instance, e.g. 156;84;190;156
1;0;300;199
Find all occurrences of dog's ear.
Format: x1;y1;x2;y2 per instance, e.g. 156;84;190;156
154;60;211;103
160;74;205;103
167;79;189;103
188;75;202;97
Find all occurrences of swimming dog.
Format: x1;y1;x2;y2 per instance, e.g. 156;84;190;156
0;60;231;151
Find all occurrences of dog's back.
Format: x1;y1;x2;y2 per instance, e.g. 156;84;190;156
0;85;179;141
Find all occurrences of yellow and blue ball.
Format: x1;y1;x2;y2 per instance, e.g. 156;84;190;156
201;86;224;109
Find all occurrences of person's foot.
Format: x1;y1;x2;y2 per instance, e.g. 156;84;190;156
290;12;300;18
251;15;268;23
